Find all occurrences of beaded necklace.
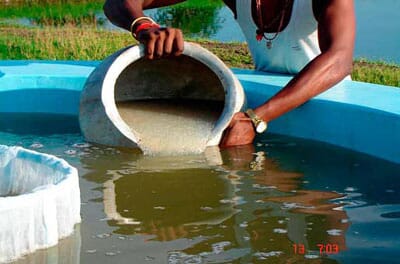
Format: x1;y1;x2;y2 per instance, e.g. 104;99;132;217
255;0;291;49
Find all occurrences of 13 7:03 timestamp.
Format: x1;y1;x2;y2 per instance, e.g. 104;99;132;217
293;243;340;255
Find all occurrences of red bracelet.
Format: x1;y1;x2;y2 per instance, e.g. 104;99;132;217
133;22;160;39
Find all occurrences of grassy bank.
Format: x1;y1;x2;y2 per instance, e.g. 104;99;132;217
0;0;103;26
0;26;399;87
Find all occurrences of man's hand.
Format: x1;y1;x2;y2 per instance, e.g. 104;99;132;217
220;112;256;148
137;26;184;59
103;0;187;58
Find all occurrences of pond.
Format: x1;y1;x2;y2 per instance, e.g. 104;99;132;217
0;0;399;64
1;113;399;263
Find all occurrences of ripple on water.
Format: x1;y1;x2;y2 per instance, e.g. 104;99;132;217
304;253;320;259
212;241;231;254
254;251;283;259
327;229;342;236
72;142;91;148
281;202;315;210
95;233;112;239
239;222;248;228
219;199;234;204
273;228;288;234
344;187;358;192
167;252;202;264
29;143;43;149
64;149;77;155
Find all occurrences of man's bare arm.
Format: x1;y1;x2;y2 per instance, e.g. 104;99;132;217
254;0;355;122
221;0;355;147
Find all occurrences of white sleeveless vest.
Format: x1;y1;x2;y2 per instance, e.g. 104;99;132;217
236;0;321;74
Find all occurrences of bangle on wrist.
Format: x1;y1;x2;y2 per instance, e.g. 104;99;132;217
133;21;160;39
129;16;157;38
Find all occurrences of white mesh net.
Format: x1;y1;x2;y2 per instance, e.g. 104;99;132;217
0;145;81;263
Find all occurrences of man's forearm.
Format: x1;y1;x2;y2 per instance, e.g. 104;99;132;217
103;0;142;30
104;0;186;30
254;49;352;122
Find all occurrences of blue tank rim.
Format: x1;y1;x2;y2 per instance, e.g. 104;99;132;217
0;60;399;164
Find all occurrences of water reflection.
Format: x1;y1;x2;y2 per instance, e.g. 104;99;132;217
220;145;348;261
80;143;348;262
13;225;81;264
152;3;223;39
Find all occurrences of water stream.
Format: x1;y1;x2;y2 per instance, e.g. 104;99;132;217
116;99;222;155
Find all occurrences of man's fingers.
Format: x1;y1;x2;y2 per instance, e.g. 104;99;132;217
139;27;184;59
164;28;175;55
155;31;166;58
145;35;156;59
173;29;184;56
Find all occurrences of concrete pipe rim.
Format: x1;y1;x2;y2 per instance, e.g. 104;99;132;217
101;42;245;149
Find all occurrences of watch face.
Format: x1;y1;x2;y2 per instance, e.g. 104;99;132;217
256;122;267;133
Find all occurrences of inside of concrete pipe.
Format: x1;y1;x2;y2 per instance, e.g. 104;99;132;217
114;55;226;155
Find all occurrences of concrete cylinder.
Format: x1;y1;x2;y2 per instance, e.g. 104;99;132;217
79;42;245;154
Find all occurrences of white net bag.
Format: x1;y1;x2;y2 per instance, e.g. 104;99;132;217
0;145;81;263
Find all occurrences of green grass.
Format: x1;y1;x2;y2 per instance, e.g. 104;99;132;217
0;25;399;87
173;0;224;8
0;26;132;60
0;0;103;26
352;59;400;87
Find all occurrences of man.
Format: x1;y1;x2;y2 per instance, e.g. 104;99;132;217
103;0;355;147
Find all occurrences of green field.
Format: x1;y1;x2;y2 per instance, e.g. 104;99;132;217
0;0;103;26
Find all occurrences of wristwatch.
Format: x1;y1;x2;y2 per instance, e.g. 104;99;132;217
245;109;268;133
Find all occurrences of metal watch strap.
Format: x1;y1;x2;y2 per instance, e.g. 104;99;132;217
245;109;260;126
245;109;267;133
